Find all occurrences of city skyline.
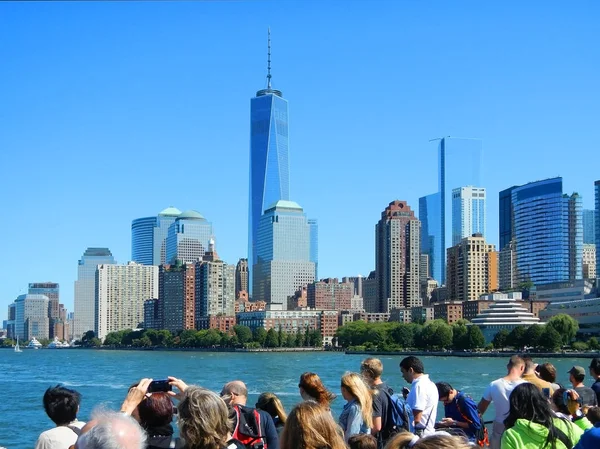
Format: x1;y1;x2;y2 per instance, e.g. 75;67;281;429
1;1;599;317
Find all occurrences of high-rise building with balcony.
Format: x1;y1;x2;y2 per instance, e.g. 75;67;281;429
511;177;582;285
74;248;116;339
452;186;486;246
583;244;596;279
596;181;600;275
132;207;182;266
447;234;498;301
159;262;196;333
253;200;315;310
195;240;235;326
166;210;213;264
307;278;353;311
583;209;596;245
95;262;158;340
248;32;290;292
376;200;421;312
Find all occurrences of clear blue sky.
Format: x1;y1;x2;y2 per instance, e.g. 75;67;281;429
1;1;598;319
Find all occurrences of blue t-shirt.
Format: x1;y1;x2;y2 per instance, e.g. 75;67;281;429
592;380;600;406
443;392;482;439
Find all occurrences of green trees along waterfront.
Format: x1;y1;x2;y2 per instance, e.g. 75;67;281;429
334;314;584;352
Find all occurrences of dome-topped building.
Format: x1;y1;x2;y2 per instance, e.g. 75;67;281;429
158;207;182;217
178;210;206;220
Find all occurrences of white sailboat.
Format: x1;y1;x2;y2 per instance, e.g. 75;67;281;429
14;337;22;353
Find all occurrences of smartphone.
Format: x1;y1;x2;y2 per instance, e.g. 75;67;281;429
148;379;172;393
542;388;550;399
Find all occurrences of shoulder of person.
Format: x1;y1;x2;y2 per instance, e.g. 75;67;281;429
226;439;247;449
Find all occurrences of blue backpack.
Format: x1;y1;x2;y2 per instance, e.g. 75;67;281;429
383;390;415;434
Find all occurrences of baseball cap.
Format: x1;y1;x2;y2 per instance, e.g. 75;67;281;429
574;425;600;449
568;366;586;376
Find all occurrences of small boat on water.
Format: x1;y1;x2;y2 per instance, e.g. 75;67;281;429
26;337;43;349
14;337;22;353
48;337;70;349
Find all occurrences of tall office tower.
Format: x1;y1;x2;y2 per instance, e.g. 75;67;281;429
362;271;378;313
308;219;319;279
447;234;498;301
28;282;59;338
248;31;290;292
342;276;363;298
159;262;195;333
195;240;235;325
420;137;482;285
165;210;213;264
419;193;441;283
132;207;182;266
511;177;582;285
452;186;486;246
375;200;421;312
583;210;596;245
14;294;50;340
499;186;516;251
307;278;353;310
235;258;249;298
6;303;16;338
95;262;158;340
499;241;518;291
73;248;115;339
596;181;600;274
253;200;315;310
583;244;596;279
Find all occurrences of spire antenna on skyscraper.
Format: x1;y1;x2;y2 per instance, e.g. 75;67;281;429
267;27;272;89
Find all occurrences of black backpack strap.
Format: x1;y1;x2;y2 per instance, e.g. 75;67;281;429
552;422;573;449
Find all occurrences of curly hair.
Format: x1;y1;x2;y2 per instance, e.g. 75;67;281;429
299;372;336;406
280;401;346;449
177;387;231;449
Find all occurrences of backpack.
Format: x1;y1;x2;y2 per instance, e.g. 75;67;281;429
455;394;489;447
383;390;415;434
231;405;267;449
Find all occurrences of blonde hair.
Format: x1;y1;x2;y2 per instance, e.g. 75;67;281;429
341;372;373;428
177;386;231;449
256;392;287;425
360;358;383;380
281;401;346;449
385;433;472;449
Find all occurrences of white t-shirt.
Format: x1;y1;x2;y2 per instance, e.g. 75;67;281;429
35;421;85;449
482;378;526;423
406;374;438;435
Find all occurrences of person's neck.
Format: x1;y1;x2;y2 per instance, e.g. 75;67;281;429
233;400;247;407
413;373;424;381
523;370;535;376
372;378;383;386
572;382;584;388
505;370;522;381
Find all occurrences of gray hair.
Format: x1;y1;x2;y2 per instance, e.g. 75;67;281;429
82;410;147;449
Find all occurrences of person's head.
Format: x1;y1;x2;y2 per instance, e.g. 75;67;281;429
535;363;558;384
551;388;575;415
360;358;383;384
81;410;147;449
256;392;287;425
505;383;554;431
340;372;373;428
178;386;231;449
590;358;600;379
221;381;248;406
586;406;600;425
522;356;536;375
506;355;525;376
399;356;424;383
436;382;457;405
136;392;174;430
348;434;377;449
568;366;586;386
280;401;346;449
298;372;336;406
384;432;471;449
43;385;82;426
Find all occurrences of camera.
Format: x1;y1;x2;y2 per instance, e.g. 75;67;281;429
148;380;172;393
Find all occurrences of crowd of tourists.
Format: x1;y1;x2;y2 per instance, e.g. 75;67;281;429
32;356;600;449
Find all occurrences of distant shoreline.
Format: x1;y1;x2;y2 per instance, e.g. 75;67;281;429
345;350;600;359
3;346;326;353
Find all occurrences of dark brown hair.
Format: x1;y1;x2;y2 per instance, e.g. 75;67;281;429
137;392;174;430
348;434;377;449
535;362;557;383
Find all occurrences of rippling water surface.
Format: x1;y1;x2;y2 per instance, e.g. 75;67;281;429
0;349;589;449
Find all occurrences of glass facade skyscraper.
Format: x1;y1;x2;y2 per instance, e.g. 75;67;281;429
253;200;315;310
583;209;596;245
132;207;181;266
499;186;516;251
166;210;213;264
308;219;319;279
73;247;116;339
451;186;486;246
512;177;582;285
248;64;290;291
420;137;482;285
596;181;600;274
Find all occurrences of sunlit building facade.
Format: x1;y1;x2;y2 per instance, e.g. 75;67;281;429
132;207;182;266
166;210;213;264
452;186;486;246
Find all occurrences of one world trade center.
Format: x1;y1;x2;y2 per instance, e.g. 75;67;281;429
248;30;290;289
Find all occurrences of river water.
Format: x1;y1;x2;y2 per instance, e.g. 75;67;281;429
0;349;591;449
